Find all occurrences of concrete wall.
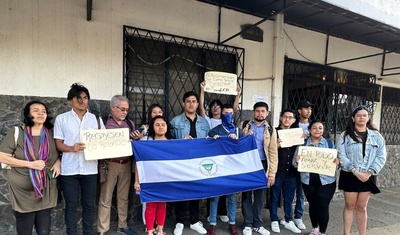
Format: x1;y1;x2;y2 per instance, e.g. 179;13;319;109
1;0;400;232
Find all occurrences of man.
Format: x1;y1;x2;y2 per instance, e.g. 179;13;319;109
241;102;278;235
269;109;301;234
290;100;314;230
170;91;210;235
207;103;242;235
97;95;139;235
54;83;105;235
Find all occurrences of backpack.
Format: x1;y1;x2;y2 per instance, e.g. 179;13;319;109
242;120;273;136
326;139;334;149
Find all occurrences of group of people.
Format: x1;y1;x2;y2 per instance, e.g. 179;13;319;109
0;82;387;235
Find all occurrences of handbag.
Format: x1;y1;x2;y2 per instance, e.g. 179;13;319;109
98;160;108;183
1;126;19;170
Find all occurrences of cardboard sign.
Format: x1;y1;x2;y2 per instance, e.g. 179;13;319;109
204;71;237;95
278;128;304;147
297;146;337;177
81;128;133;160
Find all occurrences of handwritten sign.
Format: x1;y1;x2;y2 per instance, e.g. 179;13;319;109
297;146;337;177
204;71;237;95
81;128;133;160
278;128;304;147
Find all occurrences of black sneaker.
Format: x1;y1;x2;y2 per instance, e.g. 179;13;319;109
117;227;137;235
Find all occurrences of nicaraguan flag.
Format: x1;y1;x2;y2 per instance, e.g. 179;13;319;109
132;135;267;203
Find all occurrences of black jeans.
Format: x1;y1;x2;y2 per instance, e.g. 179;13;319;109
302;174;336;233
61;174;97;235
13;208;51;235
175;200;200;224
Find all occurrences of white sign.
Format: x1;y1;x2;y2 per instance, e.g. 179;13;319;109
297;146;338;177
252;95;267;105
278;128;304;148
204;71;237;95
81;128;133;160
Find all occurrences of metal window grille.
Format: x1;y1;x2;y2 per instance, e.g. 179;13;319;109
283;58;379;142
380;86;400;145
123;26;244;125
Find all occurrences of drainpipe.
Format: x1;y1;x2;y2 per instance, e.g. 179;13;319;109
271;13;285;126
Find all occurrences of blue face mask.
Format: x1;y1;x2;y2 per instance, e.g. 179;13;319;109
221;113;235;133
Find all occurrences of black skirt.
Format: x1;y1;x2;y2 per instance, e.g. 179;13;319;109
338;170;380;194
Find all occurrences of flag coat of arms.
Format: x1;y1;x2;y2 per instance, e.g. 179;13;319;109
132;135;267;203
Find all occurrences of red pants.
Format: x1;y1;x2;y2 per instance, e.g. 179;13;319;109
145;202;166;231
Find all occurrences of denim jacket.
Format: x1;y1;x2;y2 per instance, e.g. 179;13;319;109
293;137;337;185
337;128;386;175
170;113;210;139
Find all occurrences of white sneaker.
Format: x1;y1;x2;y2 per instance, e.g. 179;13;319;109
190;221;207;234
174;223;184;235
308;227;320;235
271;221;280;233
284;221;301;233
279;220;287;226
253;226;270;235
294;218;306;230
243;227;253;235
219;215;229;222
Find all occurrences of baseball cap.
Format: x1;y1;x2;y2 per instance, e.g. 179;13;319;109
297;100;314;109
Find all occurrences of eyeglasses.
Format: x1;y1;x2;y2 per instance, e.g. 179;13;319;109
116;106;129;112
212;105;221;109
282;115;295;120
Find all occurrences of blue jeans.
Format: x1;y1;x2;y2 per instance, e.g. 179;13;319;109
209;194;236;225
61;174;97;235
242;188;265;228
294;177;305;219
269;177;297;222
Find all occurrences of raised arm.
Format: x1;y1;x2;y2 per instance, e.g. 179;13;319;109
199;81;206;117
233;85;242;114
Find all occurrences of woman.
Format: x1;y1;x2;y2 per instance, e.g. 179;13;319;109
294;120;339;235
0;101;60;235
338;106;386;235
138;103;164;135
135;115;172;235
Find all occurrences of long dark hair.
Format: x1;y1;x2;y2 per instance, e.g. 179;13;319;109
146;103;164;124
343;105;377;143
23;101;54;129
148;115;173;139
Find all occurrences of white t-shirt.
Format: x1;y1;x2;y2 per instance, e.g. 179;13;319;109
205;116;222;129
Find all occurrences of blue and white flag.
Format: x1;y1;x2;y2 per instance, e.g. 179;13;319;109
132;135;267;203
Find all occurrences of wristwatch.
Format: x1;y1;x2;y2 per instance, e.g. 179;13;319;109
368;169;375;175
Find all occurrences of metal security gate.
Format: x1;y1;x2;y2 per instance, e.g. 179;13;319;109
123;26;244;125
283;58;380;141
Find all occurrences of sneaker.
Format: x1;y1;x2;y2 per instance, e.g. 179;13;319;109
279;220;287;226
208;225;216;235
117;227;137;235
284;221;301;233
190;221;207;234
253;226;270;235
308;228;320;235
220;215;229;222
294;218;306;230
271;221;280;233
174;223;184;235
243;227;253;235
228;224;239;235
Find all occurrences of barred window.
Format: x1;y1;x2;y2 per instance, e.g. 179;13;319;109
380;86;400;145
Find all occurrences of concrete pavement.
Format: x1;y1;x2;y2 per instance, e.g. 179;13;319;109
8;187;400;234
96;187;400;235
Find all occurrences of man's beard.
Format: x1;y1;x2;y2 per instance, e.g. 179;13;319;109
254;117;265;122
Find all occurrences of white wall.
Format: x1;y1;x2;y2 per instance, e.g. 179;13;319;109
1;0;399;125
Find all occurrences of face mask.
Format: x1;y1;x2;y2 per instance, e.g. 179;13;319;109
221;113;235;133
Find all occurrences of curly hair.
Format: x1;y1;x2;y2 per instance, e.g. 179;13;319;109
23;100;53;129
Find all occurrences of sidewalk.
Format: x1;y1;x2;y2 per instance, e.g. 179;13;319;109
12;187;400;234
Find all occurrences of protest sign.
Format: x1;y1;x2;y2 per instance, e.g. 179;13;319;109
81;128;133;160
204;71;237;95
278;128;304;147
297;146;337;177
